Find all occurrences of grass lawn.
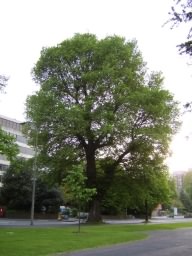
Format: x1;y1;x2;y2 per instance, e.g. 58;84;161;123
0;222;192;256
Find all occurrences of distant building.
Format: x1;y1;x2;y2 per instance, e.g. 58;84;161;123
0;115;34;187
173;171;186;193
151;203;163;217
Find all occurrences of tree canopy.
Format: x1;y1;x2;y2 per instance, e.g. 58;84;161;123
25;33;180;221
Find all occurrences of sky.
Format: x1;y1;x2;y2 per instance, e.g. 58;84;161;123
0;0;192;172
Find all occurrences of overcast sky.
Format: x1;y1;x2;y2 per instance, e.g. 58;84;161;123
0;0;192;172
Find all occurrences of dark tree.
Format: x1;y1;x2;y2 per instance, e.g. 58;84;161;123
1;159;33;210
1;159;63;212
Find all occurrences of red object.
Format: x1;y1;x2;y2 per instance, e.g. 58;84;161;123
0;207;6;217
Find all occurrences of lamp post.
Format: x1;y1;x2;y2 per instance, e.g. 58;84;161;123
30;129;38;226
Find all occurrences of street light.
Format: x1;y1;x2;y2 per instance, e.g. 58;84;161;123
30;129;38;226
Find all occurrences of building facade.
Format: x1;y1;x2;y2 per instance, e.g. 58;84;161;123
0;115;34;187
173;171;186;193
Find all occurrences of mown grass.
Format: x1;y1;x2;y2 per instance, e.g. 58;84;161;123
0;222;192;256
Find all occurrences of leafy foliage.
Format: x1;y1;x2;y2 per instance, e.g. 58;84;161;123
1;159;32;210
179;170;192;211
1;159;64;212
180;189;192;211
25;33;180;221
0;128;19;161
102;157;174;219
63;165;96;204
168;0;192;55
0;75;19;160
64;165;96;228
183;170;192;197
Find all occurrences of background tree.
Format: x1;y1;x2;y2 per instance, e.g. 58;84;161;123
101;124;178;220
183;170;192;198
167;1;192;110
179;170;192;212
168;0;192;55
0;75;18;160
1;159;32;210
164;176;180;211
102;155;173;222
0;129;18;161
25;33;180;222
0;74;8;90
179;189;192;211
127;152;173;222
1;158;64;212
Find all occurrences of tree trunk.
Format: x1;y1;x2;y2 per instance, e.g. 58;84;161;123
88;198;102;222
85;145;96;187
78;202;81;233
85;144;102;222
145;199;149;223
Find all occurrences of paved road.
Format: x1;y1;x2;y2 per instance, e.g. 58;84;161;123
0;216;192;227
59;228;192;256
104;216;192;225
1;218;192;255
0;218;78;227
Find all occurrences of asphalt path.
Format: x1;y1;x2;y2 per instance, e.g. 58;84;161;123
59;228;192;256
0;218;78;227
1;218;192;255
0;216;192;227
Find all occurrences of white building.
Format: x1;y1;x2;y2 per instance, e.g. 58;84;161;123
0;115;34;187
173;171;186;193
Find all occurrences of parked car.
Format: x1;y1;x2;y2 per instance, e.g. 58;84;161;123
184;212;192;218
58;206;70;220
